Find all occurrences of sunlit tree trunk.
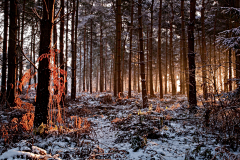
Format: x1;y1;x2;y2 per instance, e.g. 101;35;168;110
83;9;86;92
138;0;148;108
71;0;76;99
158;0;163;99
188;0;197;108
170;2;176;96
128;0;133;98
1;0;8;101
35;0;55;127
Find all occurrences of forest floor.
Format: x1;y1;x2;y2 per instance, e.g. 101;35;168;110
0;91;239;160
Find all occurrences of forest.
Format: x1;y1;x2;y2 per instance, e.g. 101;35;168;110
0;0;239;159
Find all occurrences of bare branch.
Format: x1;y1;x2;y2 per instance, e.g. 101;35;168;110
43;0;49;16
32;8;42;20
54;7;62;22
53;10;73;26
17;45;38;70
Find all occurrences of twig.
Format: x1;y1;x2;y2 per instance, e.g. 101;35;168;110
17;45;38;70
54;7;62;22
32;8;42;20
53;10;73;26
43;0;49;16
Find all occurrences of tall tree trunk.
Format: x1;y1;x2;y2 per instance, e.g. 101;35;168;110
170;2;176;95
60;0;65;102
229;49;232;91
138;0;148;108
180;35;183;94
71;0;76;99
114;38;117;96
181;0;188;98
213;11;217;93
19;0;26;89
149;0;154;97
79;41;82;92
165;30;168;94
7;0;17;106
188;0;197;108
100;22;104;92
128;0;133;98
158;0;163;99
90;18;93;93
35;0;55;127
86;31;89;91
74;0;79;93
33;21;36;85
133;53;136;91
201;0;207;99
224;50;228;92
146;27;149;93
105;38;107;91
65;1;69;95
1;0;8;101
83;11;86;91
116;0;122;96
138;46;140;93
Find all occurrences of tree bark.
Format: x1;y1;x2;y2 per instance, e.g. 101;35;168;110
19;0;26;89
170;2;176;96
188;0;197;108
128;0;133;98
100;22;104;92
165;29;168;94
1;0;8;101
71;0;76;99
90;18;93;93
83;9;86;91
158;0;163;99
181;0;188;98
7;0;18;106
74;0;79;94
138;0;148;108
201;0;207;99
116;0;122;96
65;1;69;95
35;0;55;127
149;0;154;97
60;0;65;102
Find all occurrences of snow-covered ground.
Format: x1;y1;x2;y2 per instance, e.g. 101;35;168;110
0;91;239;160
